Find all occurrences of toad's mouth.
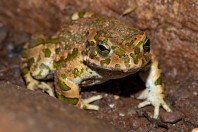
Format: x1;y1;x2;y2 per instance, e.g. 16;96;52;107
84;60;141;74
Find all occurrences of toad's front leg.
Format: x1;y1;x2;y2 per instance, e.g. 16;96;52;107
137;51;172;119
54;68;102;110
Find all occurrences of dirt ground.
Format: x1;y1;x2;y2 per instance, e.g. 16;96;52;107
0;0;198;131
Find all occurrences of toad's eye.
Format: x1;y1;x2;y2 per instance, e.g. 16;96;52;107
143;38;150;52
97;40;111;57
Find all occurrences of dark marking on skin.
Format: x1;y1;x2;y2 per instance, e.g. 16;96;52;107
57;94;79;105
134;41;143;55
155;76;162;85
42;48;51;57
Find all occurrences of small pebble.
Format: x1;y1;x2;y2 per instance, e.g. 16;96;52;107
193;91;198;96
114;95;120;100
109;103;115;109
104;93;108;97
119;112;125;117
160;111;183;123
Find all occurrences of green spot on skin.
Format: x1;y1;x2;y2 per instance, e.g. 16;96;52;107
122;55;130;67
130;53;138;64
58;79;71;91
66;48;78;61
57;94;79;105
42;48;51;57
100;58;110;66
21;48;27;58
89;50;97;59
29;38;45;48
115;64;121;69
26;81;30;86
53;57;66;68
21;67;29;75
36;70;43;78
113;46;125;58
65;44;71;50
53;61;58;69
82;105;88;110
72;68;84;78
134;41;143;55
39;63;50;70
28;58;35;68
61;74;67;79
46;38;60;44
155;76;162;85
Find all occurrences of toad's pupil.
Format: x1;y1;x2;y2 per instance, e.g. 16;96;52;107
98;44;107;51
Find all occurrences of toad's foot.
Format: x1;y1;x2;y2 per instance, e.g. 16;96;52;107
80;95;103;110
137;89;172;119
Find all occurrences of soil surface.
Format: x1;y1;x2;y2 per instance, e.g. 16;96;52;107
0;0;198;131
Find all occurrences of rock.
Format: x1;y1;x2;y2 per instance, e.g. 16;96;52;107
160;111;183;124
0;26;8;44
0;81;121;132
